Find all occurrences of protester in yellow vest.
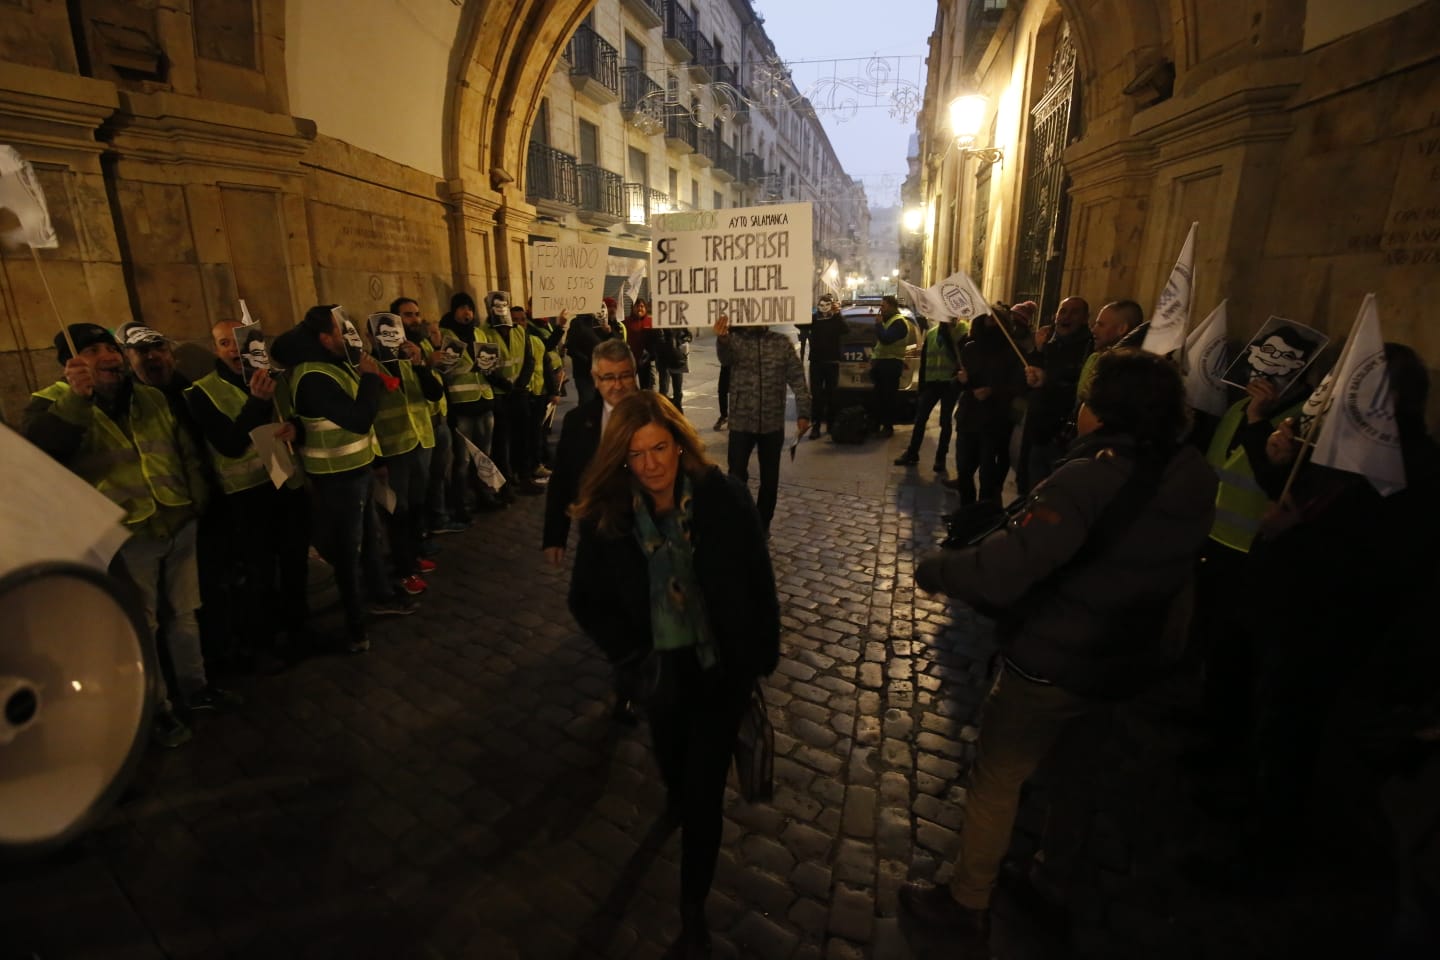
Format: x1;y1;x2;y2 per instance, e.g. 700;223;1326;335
438;291;504;517
185;319;311;671
23;323;228;748
869;295;916;437
509;304;552;493
1191;372;1307;762
894;318;964;472
271;305;403;654
485;290;543;497
367;310;444;598
394;297;468;538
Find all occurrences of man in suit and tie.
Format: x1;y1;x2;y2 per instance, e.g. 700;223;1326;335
542;338;641;566
543;339;642;722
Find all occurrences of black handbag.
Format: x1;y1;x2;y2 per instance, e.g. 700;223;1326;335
733;682;774;803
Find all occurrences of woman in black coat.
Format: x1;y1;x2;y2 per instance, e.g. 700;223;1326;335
567;391;779;956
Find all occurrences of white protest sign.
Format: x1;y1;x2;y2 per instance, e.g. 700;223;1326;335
248;424;298;490
649;201;813;328
530;242;608;318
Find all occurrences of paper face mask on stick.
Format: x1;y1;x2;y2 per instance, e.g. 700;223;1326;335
339;316;365;365
236;323;270;377
368;312;405;360
1221;316;1328;396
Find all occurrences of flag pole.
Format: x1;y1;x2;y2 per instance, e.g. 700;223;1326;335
988;309;1031;366
29;245;75;358
1278;409;1323;503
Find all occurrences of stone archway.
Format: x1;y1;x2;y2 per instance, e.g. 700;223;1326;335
445;0;596;299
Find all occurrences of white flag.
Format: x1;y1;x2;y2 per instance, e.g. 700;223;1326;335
898;278;941;320
1311;294;1404;495
624;260;646;300
239;298;255;326
459;434;506;492
820;260;842;301
933;269;989;320
1181;300;1229;416
0;144;60;250
1143;221;1197;356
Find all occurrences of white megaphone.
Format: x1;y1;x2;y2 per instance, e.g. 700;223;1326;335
0;561;154;857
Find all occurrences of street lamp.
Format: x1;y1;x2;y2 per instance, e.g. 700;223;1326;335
902;207;924;233
890;268;900;295
948;93;1004;165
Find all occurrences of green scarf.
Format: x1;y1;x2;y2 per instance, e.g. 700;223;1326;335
632;474;717;669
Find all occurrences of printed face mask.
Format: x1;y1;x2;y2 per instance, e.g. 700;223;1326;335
595;302;608;323
341;319;364;365
1247;335;1306;379
371;313;405;351
244;338;270;371
490;297;510;321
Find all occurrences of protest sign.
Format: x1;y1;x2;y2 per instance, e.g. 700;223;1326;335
1221;316;1328;396
531;241;608;318
649;201;813;327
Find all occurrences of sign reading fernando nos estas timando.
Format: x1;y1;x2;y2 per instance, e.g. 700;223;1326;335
649;201;813;328
530;241;608;317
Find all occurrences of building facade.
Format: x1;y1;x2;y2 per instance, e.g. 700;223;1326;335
910;0;1439;413
0;0;862;421
524;0;868;306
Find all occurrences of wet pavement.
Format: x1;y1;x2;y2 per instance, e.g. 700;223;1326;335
1;332;1426;959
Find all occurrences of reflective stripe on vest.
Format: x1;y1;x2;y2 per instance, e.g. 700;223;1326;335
185;372;269;494
373;361;435;456
442;344;493;406
33;381;194;526
290;362;377;474
921;325;959;383
872;316;914;360
1205;398;1301;553
488;324;524;392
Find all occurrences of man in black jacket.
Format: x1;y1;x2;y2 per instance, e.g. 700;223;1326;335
806;294;847;438
1020;296;1091;492
186;319;310;668
899;349;1216;956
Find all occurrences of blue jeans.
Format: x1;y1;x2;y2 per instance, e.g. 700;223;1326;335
727;430;783;530
309;469;371;639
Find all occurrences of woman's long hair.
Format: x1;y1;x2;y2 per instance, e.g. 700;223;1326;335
570;392;714;536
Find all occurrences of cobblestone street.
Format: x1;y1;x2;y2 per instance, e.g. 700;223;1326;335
1;338;1407;959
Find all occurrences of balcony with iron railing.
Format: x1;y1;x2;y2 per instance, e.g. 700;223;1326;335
690;34;715;80
568;24;619;103
694;128;715;167
740;151;764;184
662;1;694;61
620;66;665;128
622;183;670;233
620;0;663;29
525;141;577;215
664;112;697;153
713;140;738;181
576;164;624;226
712;62;737;88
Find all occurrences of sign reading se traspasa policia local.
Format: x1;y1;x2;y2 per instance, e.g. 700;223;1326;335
530;241;608;318
649;202;813;328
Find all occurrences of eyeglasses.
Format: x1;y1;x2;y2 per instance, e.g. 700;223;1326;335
595;371;635;384
1255;343;1301;362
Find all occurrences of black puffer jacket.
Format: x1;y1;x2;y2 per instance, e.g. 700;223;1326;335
917;433;1217;698
567;466;780;680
